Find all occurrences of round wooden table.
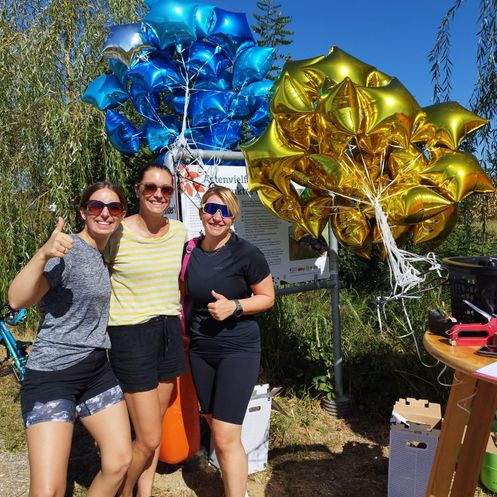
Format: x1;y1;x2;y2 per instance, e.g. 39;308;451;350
423;332;497;497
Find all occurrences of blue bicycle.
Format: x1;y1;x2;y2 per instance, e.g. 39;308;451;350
0;305;30;382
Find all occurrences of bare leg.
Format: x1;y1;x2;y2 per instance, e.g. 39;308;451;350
119;382;174;497
135;381;175;497
26;421;73;497
211;418;247;497
81;401;132;497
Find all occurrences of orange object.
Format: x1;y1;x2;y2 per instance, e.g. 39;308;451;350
159;358;200;464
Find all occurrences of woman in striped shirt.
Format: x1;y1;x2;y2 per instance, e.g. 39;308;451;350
105;162;187;497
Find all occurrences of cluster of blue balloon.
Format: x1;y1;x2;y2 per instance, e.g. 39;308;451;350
82;0;275;154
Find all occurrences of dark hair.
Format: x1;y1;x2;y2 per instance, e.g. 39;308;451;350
136;160;173;184
79;181;127;212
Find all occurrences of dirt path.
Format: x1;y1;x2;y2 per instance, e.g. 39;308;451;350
1;400;493;497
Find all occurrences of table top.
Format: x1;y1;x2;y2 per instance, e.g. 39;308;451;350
424;331;497;376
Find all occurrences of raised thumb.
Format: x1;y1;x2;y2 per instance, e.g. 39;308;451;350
211;290;225;300
53;217;65;234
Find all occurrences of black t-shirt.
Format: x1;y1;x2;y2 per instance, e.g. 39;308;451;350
186;233;270;358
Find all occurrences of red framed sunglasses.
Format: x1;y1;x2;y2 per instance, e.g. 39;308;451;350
86;200;124;217
139;182;174;196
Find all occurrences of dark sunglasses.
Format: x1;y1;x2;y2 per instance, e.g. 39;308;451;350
86;200;124;217
140;182;174;196
201;202;232;218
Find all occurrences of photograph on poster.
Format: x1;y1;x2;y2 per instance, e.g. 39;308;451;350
177;163;330;285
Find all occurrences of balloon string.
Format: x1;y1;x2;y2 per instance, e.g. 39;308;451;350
349;139;376;195
373;200;425;293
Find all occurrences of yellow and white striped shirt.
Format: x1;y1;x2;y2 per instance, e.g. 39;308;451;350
105;219;187;326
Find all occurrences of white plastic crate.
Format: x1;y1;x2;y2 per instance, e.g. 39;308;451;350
209;384;272;474
388;398;441;497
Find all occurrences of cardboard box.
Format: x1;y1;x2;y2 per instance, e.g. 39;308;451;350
209;384;272;474
388;398;442;497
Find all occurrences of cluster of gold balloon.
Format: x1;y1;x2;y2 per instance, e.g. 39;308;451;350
242;47;494;258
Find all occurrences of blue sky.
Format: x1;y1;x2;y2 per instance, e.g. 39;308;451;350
210;0;478;108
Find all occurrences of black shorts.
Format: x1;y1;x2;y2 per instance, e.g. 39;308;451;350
108;315;186;393
20;349;123;428
189;354;260;425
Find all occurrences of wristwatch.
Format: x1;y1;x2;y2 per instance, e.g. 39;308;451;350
232;299;243;318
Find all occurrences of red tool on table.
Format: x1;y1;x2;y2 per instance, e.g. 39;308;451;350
448;300;497;346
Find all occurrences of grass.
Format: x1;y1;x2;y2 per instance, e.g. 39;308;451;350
0;374;25;451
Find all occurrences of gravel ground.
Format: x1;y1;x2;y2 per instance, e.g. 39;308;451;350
0;447;29;497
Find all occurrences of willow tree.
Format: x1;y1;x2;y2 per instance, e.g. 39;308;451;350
429;0;497;241
0;0;144;297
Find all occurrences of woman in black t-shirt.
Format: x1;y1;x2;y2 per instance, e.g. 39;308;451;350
185;185;275;497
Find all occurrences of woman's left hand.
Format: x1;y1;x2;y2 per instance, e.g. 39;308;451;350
207;290;236;321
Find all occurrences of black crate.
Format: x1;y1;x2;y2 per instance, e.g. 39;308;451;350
443;256;497;323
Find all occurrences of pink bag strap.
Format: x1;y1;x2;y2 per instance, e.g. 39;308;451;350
180;237;201;282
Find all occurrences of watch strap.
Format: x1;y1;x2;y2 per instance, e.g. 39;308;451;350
233;299;243;317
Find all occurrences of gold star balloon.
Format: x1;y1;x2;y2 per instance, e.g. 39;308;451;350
242;46;494;257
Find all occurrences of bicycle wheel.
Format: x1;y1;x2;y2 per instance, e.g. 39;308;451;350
0;344;21;382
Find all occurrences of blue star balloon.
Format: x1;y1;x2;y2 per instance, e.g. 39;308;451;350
202;119;242;150
82;75;129;111
129;82;161;119
189;90;236;127
209;8;255;60
128;56;183;93
185;41;231;80
105;110;141;154
232;47;275;89
142;0;197;49
108;58;129;86
194;4;217;37
141;115;180;152
230;80;274;118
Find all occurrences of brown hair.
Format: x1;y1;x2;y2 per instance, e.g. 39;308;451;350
79;181;127;212
201;185;240;219
136;160;173;184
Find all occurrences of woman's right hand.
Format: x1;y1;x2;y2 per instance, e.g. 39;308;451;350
39;217;73;260
8;218;71;309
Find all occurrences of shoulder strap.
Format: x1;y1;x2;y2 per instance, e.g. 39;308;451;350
180;237;200;282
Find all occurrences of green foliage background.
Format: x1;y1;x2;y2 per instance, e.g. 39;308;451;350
0;0;145;299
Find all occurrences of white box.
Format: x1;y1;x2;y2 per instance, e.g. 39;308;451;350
388;398;441;497
209;384;272;474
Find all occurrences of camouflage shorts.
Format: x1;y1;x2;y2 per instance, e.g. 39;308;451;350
21;349;123;428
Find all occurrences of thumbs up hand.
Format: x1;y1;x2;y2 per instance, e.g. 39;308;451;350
207;290;237;321
39;217;74;260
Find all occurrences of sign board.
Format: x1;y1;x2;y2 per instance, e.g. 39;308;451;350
174;163;329;286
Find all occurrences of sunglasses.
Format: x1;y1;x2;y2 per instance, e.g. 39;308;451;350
201;202;233;218
86;200;124;217
140;182;174;197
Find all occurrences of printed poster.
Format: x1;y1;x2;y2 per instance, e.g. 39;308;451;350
175;163;330;286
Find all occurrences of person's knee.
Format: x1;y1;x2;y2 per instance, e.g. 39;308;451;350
213;428;241;454
135;431;162;455
101;446;132;478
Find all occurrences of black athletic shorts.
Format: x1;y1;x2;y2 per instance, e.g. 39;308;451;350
108;315;186;393
20;349;123;428
189;354;260;425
